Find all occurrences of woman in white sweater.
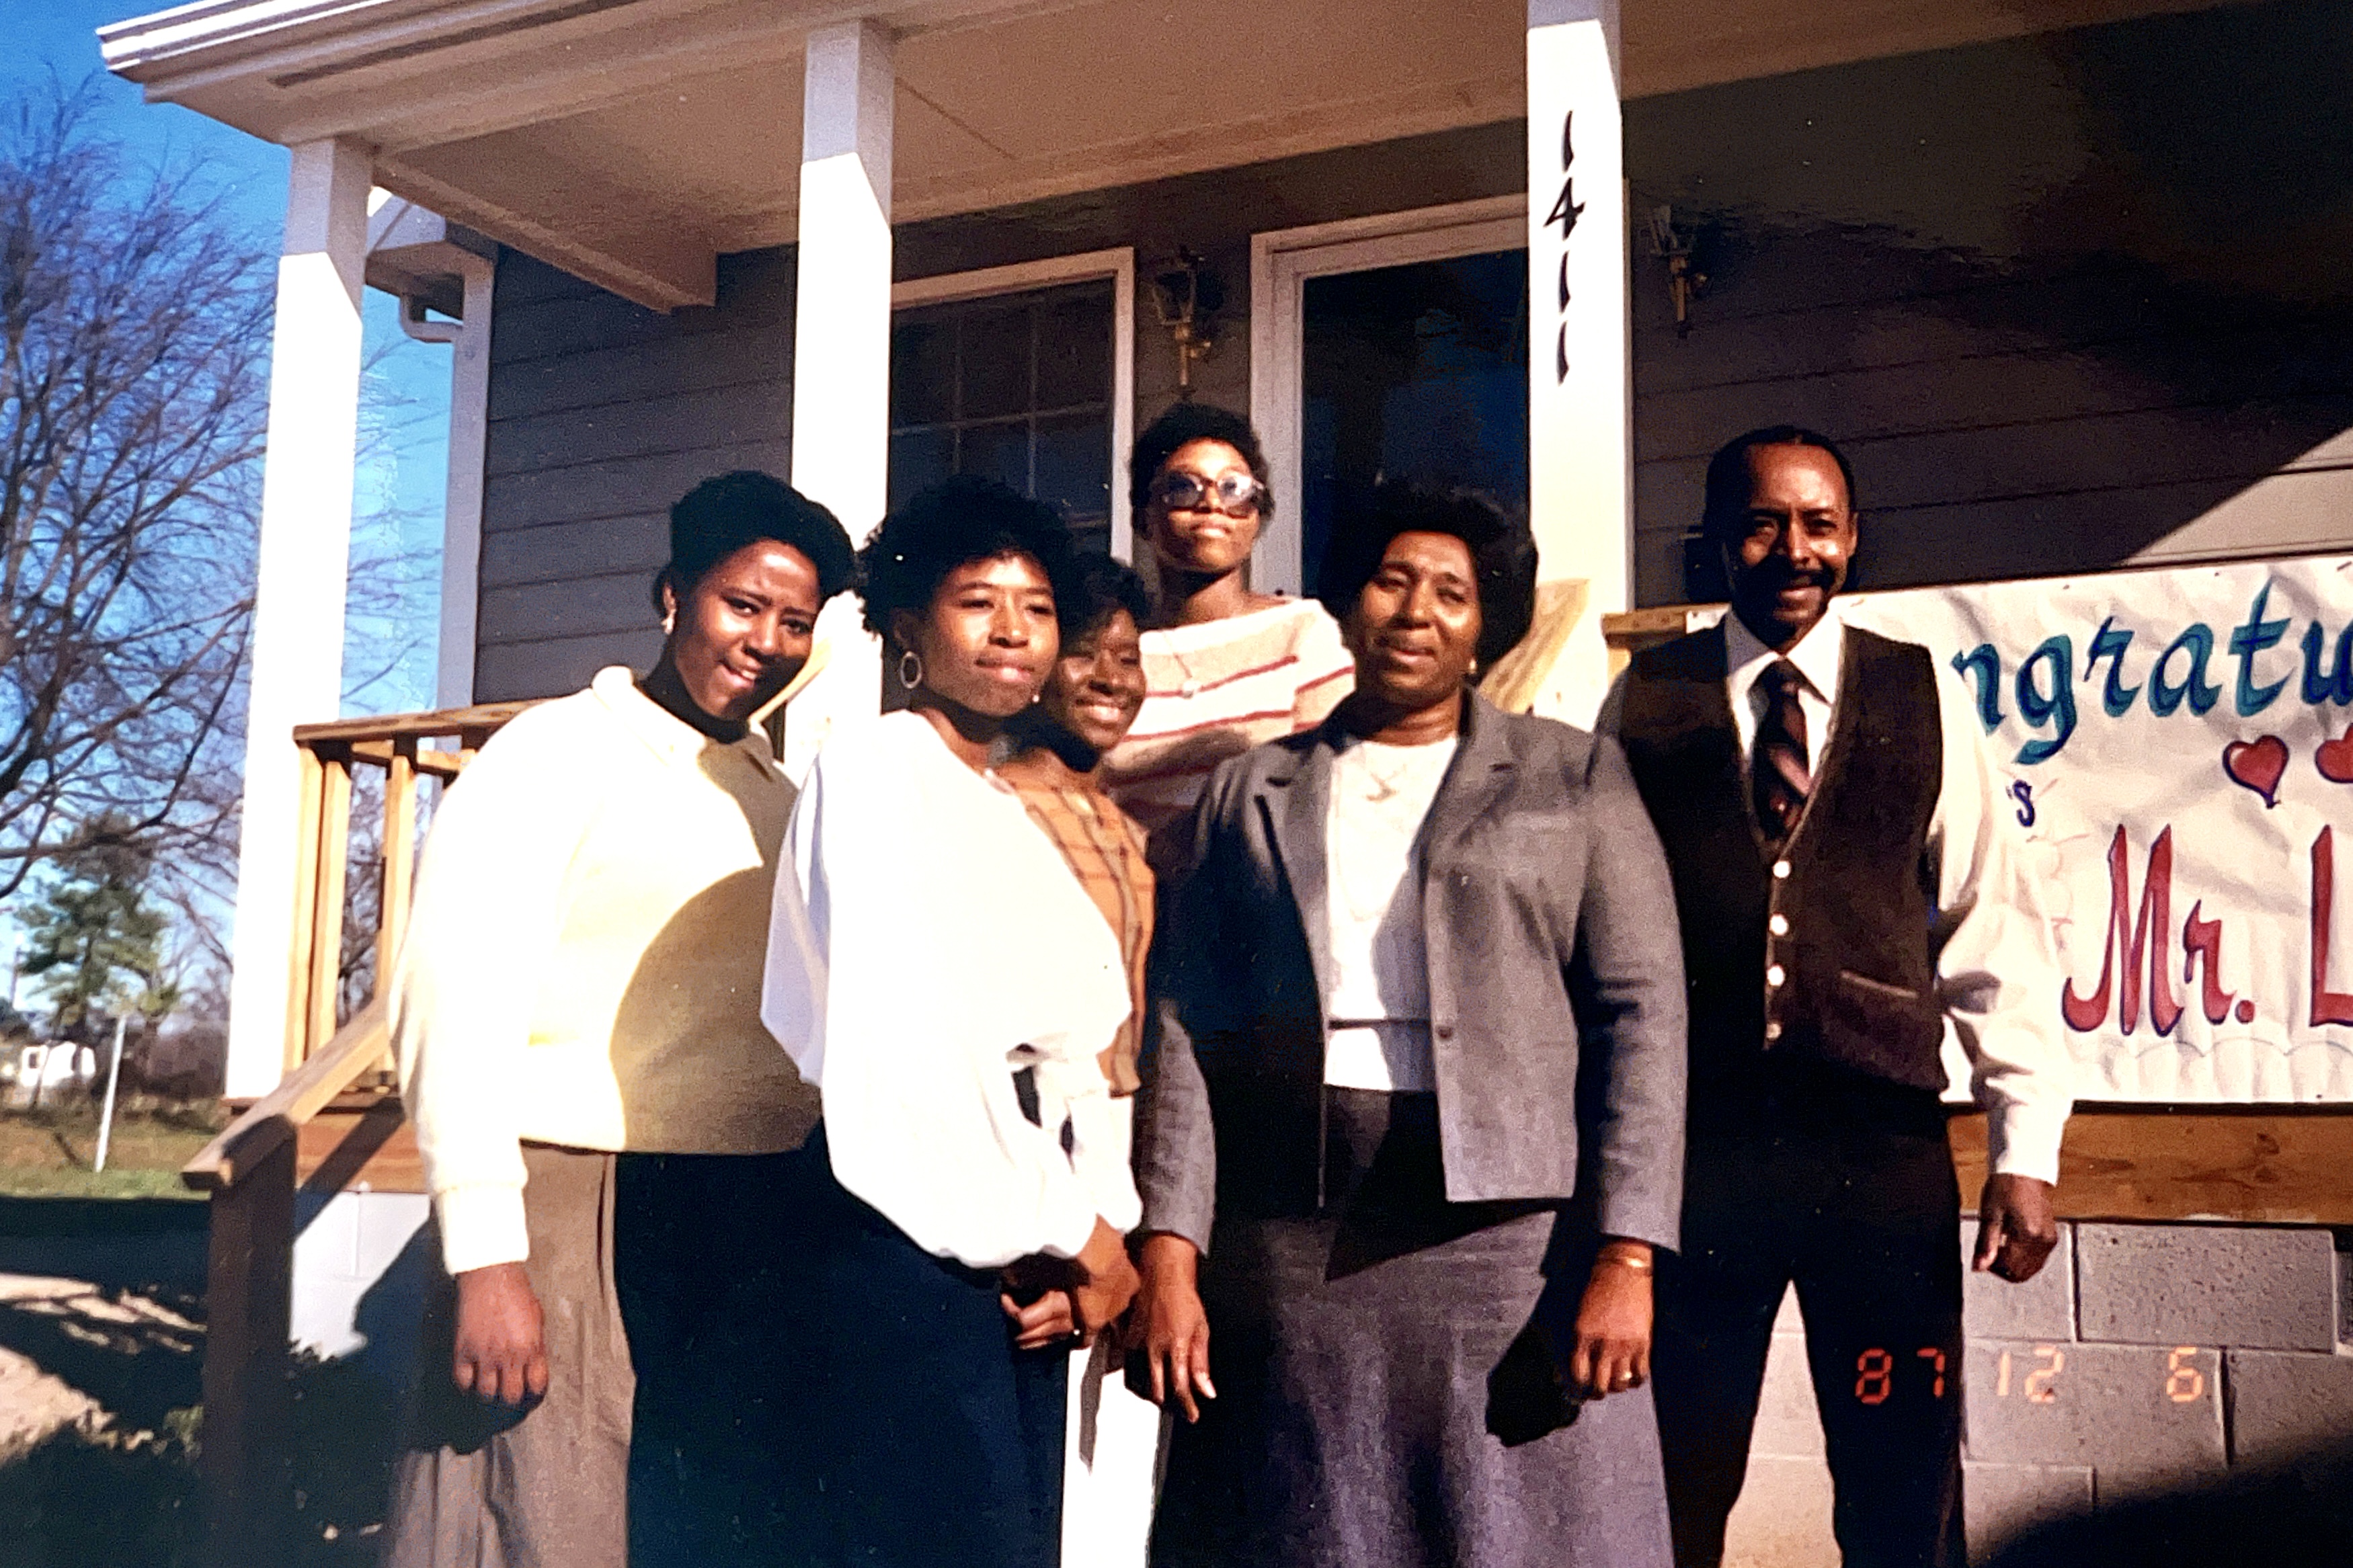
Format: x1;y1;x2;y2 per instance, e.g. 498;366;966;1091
384;472;855;1568
761;475;1143;1567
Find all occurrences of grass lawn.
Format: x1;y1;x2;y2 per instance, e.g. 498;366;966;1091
0;1099;224;1200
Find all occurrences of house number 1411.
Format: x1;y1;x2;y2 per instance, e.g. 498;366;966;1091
1545;110;1582;385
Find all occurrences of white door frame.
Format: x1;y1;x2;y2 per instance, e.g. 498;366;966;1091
892;246;1138;559
1248;196;1525;594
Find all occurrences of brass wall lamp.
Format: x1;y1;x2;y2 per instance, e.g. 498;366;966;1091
1151;249;1224;394
1647;206;1708;336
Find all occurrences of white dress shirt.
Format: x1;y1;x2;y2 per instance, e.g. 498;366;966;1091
761;711;1140;1270
1322;735;1459;1092
1603;602;2073;1183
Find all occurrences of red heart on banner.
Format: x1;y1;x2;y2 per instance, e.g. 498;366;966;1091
2223;735;2288;808
2318;728;2353;784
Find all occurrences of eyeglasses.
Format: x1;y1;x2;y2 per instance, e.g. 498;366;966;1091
1150;470;1267;516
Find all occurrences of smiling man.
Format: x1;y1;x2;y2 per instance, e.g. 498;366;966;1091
1598;428;2075;1568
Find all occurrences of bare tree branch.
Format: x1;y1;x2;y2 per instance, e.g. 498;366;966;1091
0;81;268;907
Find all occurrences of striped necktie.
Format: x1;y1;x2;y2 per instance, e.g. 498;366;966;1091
1753;659;1812;848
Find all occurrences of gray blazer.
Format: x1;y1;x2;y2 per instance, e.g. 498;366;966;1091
1133;692;1687;1255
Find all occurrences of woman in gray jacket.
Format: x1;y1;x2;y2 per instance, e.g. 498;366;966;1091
1129;485;1688;1568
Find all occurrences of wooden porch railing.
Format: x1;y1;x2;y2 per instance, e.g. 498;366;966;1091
181;700;529;1563
278;701;532;1075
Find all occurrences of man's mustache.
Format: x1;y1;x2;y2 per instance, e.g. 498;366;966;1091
1743;558;1835;591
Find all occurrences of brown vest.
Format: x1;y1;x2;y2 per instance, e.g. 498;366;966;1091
1618;623;1945;1111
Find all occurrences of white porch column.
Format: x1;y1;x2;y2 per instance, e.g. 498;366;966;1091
1525;0;1630;727
225;137;371;1099
785;18;896;780
433;259;496;710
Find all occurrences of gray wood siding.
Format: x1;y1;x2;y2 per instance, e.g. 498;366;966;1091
473;0;2353;677
1625;0;2353;604
473;125;1524;700
475;249;795;699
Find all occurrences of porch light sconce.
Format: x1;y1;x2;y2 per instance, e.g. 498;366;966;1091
1646;206;1707;337
1151;249;1224;395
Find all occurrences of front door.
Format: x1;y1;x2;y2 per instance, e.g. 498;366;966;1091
1253;202;1529;595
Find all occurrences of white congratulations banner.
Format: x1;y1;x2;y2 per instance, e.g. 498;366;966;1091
1827;556;2353;1103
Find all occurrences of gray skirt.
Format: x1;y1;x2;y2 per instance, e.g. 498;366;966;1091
1153;1089;1673;1568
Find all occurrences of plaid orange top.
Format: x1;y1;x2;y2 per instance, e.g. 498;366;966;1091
1012;780;1154;1095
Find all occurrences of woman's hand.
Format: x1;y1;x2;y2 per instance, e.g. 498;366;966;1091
1001;1217;1141;1351
1566;1241;1653;1401
1130;1232;1216;1421
452;1262;549;1405
1002;1284;1080;1350
1072;1217;1141;1341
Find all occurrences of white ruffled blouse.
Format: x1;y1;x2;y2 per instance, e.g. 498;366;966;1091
761;711;1140;1269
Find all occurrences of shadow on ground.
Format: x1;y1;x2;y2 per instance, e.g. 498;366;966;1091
0;1198;401;1567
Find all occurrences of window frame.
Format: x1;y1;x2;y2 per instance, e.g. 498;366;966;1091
891;247;1138;559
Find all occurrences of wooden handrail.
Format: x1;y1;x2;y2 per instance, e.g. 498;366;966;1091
182;996;390;1192
290;699;536;745
188;995;390;1565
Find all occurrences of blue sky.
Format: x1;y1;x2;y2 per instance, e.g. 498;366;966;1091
9;0;455;719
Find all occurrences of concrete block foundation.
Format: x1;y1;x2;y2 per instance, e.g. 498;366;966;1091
2074;1223;2338;1352
1717;1219;2353;1567
2225;1348;2353;1468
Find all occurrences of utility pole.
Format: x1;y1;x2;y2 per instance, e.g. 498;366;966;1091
94;1014;128;1174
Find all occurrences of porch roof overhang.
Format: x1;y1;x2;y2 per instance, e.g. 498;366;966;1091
103;0;2241;311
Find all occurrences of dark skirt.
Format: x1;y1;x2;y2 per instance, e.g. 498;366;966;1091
1154;1088;1675;1568
783;1124;1069;1568
615;1148;827;1567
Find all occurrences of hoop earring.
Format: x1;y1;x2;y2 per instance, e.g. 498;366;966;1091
898;649;924;691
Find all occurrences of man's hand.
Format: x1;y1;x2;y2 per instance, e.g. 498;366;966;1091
1974;1174;2059;1282
1129;1233;1216;1422
1567;1243;1654;1399
452;1262;548;1405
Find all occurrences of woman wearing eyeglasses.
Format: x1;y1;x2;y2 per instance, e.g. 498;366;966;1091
1101;405;1353;870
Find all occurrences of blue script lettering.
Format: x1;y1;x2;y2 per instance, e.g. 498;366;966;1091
2014;636;2077;764
2305;620;2353;706
2087;617;2140;716
2149;624;2221;716
1952;644;2003;732
2229;581;2290;716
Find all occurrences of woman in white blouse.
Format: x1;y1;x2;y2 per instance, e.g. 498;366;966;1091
762;475;1143;1568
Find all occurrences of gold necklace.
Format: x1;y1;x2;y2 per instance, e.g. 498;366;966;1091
1355;749;1421;802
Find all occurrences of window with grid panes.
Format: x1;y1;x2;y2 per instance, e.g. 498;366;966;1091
888;278;1117;555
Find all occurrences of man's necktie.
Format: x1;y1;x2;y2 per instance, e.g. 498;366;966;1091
1753;659;1812;848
